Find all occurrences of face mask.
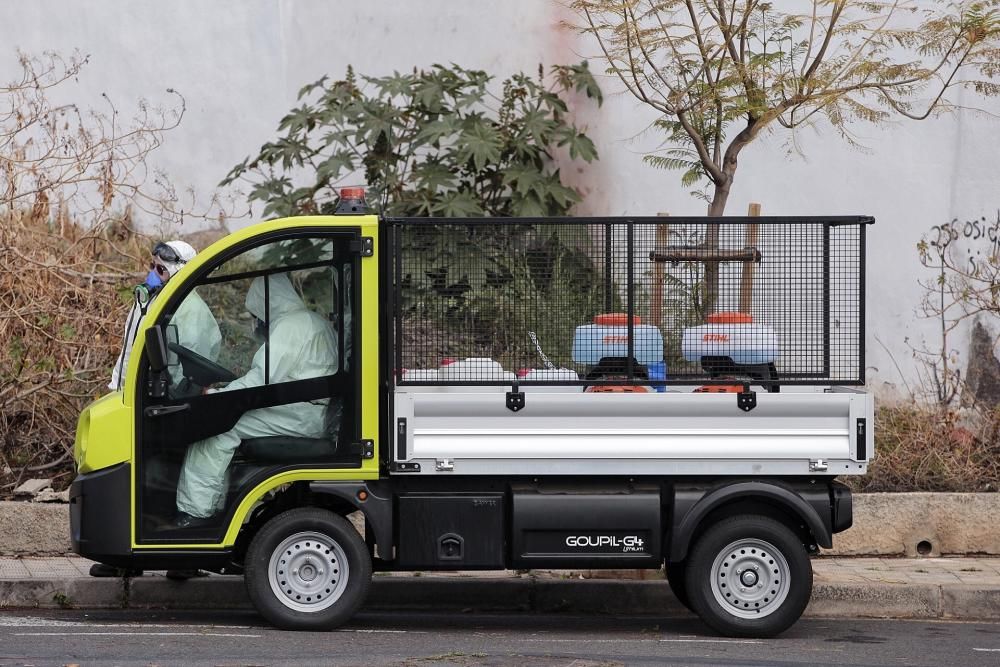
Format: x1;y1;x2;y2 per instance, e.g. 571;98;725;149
133;269;164;311
144;268;164;290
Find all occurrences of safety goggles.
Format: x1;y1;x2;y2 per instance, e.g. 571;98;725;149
149;261;171;277
151;242;187;265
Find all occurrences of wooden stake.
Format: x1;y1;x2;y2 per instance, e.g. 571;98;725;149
650;213;669;329
739;202;761;315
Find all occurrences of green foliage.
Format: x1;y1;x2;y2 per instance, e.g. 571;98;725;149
399;225;607;369
222;63;602;219
657;272;708;371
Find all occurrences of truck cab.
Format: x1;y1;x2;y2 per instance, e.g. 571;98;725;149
72;206;873;637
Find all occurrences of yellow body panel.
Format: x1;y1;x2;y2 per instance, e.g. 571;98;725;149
71;214;380;550
133;469;375;550
75;391;133;473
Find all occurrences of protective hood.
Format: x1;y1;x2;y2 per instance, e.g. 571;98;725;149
245;272;308;323
157;240;197;277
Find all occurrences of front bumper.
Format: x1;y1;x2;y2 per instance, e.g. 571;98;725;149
70;463;133;564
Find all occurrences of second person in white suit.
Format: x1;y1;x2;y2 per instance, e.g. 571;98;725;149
175;272;339;523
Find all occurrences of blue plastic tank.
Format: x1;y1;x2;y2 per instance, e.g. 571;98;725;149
571;316;664;366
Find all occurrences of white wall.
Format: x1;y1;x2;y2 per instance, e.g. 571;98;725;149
3;0;998;395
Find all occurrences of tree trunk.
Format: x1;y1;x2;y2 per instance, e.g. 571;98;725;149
707;181;731;217
702;179;731;314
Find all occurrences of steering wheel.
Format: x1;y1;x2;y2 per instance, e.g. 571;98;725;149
168;342;237;386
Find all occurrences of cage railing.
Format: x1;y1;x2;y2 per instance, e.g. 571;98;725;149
386;216;872;390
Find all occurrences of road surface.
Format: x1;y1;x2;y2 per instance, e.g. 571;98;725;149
0;609;998;666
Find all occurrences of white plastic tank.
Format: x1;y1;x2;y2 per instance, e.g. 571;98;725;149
399;368;442;392
521;368;582;392
681;312;779;365
438;357;516;392
400;368;439;382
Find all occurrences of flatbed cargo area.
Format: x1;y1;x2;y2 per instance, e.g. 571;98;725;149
393;388;872;476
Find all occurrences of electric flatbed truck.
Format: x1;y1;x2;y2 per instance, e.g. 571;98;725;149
71;199;873;637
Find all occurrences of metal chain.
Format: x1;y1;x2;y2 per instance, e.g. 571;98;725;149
527;331;555;370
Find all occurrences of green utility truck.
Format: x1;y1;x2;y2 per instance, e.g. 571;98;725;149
72;195;872;637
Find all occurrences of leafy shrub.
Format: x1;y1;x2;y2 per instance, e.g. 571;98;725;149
221;62;602;218
397;224;608;370
222;62;605;371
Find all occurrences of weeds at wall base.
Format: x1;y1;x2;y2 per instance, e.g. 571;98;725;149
850;404;1000;493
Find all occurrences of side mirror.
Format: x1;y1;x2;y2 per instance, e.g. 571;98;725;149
146;325;169;373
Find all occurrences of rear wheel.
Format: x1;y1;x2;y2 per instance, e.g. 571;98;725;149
245;507;371;630
685;514;811;637
665;561;691;610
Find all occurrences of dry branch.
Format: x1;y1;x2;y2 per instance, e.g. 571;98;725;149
0;50;241;496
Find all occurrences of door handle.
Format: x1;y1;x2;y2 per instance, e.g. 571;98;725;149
144;403;190;418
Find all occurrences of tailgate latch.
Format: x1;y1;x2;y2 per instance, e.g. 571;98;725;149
506;386;525;412
737;386;757;412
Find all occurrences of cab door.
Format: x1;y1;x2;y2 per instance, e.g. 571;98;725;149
135;231;362;544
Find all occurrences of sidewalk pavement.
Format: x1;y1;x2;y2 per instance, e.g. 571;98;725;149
1;556;999;620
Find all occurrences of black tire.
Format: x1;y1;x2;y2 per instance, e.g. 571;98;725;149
685;514;812;638
666;561;691;610
245;507;371;631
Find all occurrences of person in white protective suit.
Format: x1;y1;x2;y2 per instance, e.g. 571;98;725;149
93;241;222;579
175;272;339;524
109;241;221;392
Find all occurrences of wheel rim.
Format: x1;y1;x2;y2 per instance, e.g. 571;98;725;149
709;538;790;619
268;531;349;613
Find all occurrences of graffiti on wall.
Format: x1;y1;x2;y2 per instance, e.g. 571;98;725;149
920;210;1000;407
928;211;1000;275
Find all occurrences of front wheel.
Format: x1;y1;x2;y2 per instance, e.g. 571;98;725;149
685;514;812;637
245;507;371;631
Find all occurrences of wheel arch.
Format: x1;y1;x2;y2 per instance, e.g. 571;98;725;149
232;481;391;565
307;481;392;559
668;481;832;562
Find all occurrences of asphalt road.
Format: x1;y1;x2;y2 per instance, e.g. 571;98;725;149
0;610;998;667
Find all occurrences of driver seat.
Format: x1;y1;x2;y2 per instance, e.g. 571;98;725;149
236;397;344;465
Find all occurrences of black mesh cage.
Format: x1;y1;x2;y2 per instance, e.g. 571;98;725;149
387;216;870;388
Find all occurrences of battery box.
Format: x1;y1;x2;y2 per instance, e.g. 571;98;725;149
511;483;661;569
396;493;505;569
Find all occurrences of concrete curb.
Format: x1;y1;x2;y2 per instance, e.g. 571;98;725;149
3;576;999;621
0;577;126;610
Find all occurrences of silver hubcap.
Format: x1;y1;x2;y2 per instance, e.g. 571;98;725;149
268;531;349;612
710;538;790;619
